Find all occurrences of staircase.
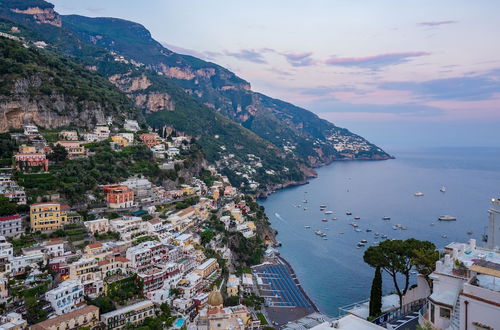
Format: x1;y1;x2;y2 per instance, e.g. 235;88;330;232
446;297;461;330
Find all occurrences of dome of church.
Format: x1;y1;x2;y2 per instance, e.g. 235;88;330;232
207;285;223;307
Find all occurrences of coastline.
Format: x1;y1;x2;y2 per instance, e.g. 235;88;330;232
256;156;395;322
277;255;320;313
257;155;394;198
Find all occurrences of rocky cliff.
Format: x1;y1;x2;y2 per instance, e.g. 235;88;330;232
0;37;139;132
61;14;392;165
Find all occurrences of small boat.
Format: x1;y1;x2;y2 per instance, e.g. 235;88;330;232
392;225;398;230
382;216;391;220
414;192;424;197
355;228;362;232
323;238;328;240
354;216;361;220
366;228;372;232
357;241;366;247
360;239;368;244
321;219;328;222
315;231;324;236
467;231;473;235
374;232;380;236
438;215;457;221
325;211;333;214
324;228;329;230
303;200;308;203
400;226;408;230
441;234;448;238
351;223;359;227
304;226;311;229
440;186;446;193
346;211;352;215
338;232;345;234
320;204;327;208
303;207;308;210
331;217;337;220
430;223;435;226
381;234;388;239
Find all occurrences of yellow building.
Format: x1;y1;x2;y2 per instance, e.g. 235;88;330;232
111;135;130;147
193;258;219;279
19;145;37;153
30;203;68;232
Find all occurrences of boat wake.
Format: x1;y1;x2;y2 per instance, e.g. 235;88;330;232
275;213;287;223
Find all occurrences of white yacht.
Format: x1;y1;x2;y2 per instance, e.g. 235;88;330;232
438;215;457;221
414;192;424;197
440;186;446;193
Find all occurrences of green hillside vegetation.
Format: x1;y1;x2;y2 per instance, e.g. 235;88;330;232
60;14;391;164
0;37;137;120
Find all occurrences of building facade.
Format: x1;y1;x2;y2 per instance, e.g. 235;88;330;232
45;280;84;315
101;300;155;329
30;203;68;232
0;215;22;237
104;185;135;209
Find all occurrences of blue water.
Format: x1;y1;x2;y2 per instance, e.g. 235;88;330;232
259;147;500;317
173;318;184;328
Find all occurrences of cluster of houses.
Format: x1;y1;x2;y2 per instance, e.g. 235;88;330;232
0;122;264;329
9;122;144;174
0;176;261;329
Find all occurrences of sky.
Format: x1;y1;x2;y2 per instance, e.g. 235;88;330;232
50;0;500;148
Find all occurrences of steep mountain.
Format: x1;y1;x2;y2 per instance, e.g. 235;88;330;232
0;30;139;131
61;15;392;165
0;2;307;191
0;0;392;193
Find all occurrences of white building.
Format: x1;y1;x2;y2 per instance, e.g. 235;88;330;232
23;124;38;136
126;241;170;273
84;218;110;234
0;237;13;276
487;198;500;250
45;280;84;315
11;253;44;274
0;215;22;238
124;119;140;132
109;216;148;241
43;238;65;257
419;239;500;330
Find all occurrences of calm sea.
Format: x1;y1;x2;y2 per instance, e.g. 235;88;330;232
259;147;500;317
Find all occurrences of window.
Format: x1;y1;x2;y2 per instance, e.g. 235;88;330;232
440;307;451;319
430;303;435;323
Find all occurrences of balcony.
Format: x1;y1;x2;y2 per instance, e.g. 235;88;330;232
464;275;500;303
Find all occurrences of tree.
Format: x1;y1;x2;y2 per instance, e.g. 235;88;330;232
411;242;440;288
48;144;68;163
364;238;437;308
24;296;47;324
369;266;382;317
0;195;17;216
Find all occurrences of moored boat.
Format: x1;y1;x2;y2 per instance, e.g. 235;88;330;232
382;216;391;220
414;192;424;197
438;215;457;221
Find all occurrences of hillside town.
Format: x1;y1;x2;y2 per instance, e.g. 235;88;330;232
0;122;285;329
0;119;498;330
0;119;499;330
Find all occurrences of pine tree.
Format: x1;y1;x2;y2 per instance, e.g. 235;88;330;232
369;266;382;317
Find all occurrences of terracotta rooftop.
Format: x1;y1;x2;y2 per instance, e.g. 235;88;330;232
115;256;130;262
87;242;103;249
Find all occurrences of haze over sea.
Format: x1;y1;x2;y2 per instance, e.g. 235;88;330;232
259;147;500;317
